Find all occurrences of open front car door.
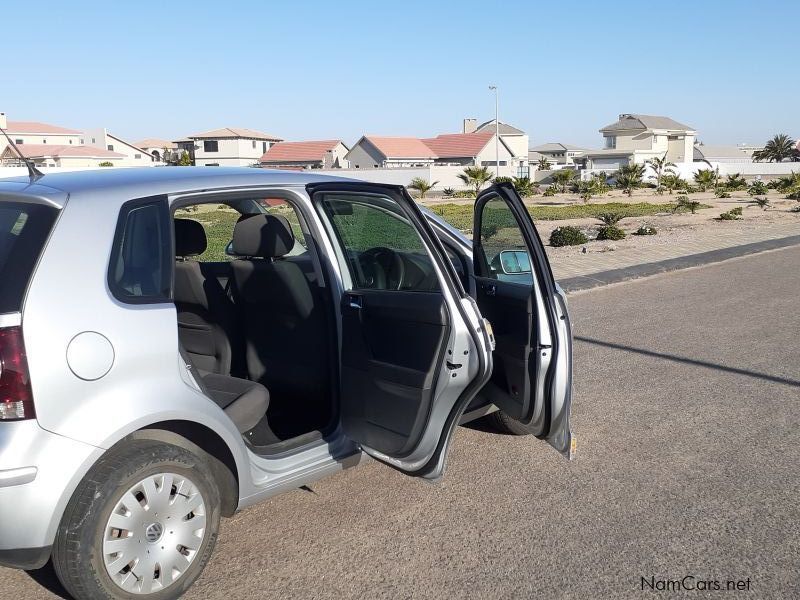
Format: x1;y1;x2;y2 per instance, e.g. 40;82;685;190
309;182;493;480
472;182;574;459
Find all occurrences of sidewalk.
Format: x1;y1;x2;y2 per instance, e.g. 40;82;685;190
546;221;800;281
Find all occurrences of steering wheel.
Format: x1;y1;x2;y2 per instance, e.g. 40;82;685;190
360;247;405;290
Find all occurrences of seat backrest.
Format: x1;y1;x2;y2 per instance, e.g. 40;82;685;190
230;214;329;398
174;218;242;376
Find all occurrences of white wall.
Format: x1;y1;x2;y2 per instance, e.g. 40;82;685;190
194;138;273;166
317;164;520;190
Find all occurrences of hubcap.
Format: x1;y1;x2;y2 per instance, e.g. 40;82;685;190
102;473;207;595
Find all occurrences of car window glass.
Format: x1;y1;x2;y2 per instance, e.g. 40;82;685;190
174;204;239;262
478;196;533;286
320;194;439;292
0;202;59;313
256;198;307;248
109;200;171;302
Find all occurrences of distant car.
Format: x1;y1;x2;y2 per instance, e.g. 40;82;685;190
0;168;573;599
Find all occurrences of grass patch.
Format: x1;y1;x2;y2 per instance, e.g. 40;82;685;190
427;201;683;231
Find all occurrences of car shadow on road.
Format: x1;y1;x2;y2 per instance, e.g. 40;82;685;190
575;335;800;388
24;561;71;599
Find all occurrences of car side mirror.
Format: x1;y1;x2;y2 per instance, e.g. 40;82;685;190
498;250;532;275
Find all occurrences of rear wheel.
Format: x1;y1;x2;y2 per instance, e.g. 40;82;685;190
53;439;221;600
485;409;535;436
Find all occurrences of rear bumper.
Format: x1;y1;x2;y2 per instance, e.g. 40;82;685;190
0;546;52;570
0;420;103;569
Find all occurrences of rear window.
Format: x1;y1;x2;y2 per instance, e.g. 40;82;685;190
0;201;59;314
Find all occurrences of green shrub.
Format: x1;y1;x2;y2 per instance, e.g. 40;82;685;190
748;181;768;196
543;186;556;196
549;226;588;247
725;173;748;191
442;187;455;196
596;225;626;240
766;179;781;189
787;188;800;200
714;188;731;198
730;206;743;216
749;197;770;210
633;224;657;235
791;205;800;213
493;176;513;184
98;161;114;167
596;212;624;226
718;211;739;220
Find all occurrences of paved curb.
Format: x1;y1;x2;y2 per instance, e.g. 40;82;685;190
559;234;800;293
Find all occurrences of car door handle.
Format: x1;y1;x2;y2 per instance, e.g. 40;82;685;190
346;294;362;309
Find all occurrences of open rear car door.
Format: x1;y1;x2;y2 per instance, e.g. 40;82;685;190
308;182;493;479
472;182;574;459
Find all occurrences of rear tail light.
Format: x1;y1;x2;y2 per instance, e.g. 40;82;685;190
0;327;35;420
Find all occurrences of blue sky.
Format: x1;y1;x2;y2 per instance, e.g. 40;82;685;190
4;0;797;148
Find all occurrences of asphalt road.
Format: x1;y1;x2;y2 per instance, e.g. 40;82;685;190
4;245;799;599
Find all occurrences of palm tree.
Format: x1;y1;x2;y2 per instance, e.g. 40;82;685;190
596;212;624;226
645;154;676;193
725;173;748;191
614;163;645;196
537;157;552;171
660;173;682;195
408;177;438;199
457;166;494;197
512;176;538;197
551;169;577;193
750;197;771;210
753;134;800;163
693;168;716;192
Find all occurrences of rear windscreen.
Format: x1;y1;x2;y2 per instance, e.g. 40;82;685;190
0;201;59;313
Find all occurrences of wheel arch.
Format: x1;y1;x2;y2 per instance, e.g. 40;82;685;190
131;421;240;517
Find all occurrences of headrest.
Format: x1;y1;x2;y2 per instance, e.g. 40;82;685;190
232;214;294;258
174;219;207;257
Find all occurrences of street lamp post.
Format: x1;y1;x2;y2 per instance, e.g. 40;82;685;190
489;85;499;178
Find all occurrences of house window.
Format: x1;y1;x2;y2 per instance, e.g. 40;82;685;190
604;136;616;149
262;142;267;153
42;139;47;144
69;140;73;144
204;140;219;152
252;140;256;149
205;163;220;167
134;154;141;159
14;139;23;145
107;144;114;151
80;138;84;144
92;138;96;143
653;135;659;144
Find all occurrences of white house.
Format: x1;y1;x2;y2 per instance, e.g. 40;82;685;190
345;136;437;169
584;114;697;170
0;144;125;168
471;118;529;165
0;112;83;153
134;138;179;162
529;143;591;167
188;127;283;167
259;139;350;169
83;128;154;166
693;144;761;164
422;131;517;169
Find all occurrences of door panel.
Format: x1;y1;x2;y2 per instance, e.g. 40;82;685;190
473;183;574;458
310;182;492;478
340;289;448;455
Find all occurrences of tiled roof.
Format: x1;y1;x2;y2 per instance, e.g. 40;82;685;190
476;120;525;135
693;145;757;160
6;120;81;135
134;138;177;149
600;114;694;133
2;144;125;159
422;131;494;158
187;127;283;141
260;139;344;163
363;136;437;159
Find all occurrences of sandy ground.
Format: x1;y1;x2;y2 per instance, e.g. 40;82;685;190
424;189;799;255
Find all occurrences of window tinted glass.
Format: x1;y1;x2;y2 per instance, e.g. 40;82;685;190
321;194;439;292
0;202;59;313
478;196;533;286
109;200;171;303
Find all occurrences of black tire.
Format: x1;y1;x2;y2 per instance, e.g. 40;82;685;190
53;439;221;600
485;410;535;436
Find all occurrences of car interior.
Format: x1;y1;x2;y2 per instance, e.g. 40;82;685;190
170;193;482;457
172;197;334;454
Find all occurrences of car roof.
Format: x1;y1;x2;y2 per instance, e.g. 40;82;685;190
0;167;357;204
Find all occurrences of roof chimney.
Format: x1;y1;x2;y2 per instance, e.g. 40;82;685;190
463;118;477;134
0;113;7;130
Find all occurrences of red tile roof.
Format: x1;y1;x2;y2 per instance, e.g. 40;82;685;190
364;136;437;159
2;144;125;159
260;139;343;163
422;131;494;158
134;138;177;149
187;127;283;141
6;121;82;135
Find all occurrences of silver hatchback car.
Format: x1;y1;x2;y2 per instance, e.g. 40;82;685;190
0;167;573;599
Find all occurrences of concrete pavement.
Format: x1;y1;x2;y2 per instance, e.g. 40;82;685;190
3;245;799;599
